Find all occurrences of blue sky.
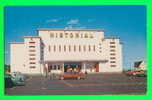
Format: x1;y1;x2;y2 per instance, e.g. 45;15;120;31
5;6;146;70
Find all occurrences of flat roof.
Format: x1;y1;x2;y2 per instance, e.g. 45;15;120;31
37;28;104;32
23;36;41;38
9;42;24;44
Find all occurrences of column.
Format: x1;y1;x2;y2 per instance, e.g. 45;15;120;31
83;62;86;73
62;62;64;73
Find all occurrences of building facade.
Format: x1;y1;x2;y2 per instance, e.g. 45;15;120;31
10;29;123;74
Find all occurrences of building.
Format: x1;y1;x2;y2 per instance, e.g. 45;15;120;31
10;28;123;75
134;61;146;71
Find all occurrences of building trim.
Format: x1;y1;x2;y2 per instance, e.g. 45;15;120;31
37;28;104;32
9;42;24;44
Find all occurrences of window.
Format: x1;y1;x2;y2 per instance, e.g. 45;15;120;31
50;33;54;38
110;61;116;63
30;66;36;68
69;45;71;52
29;46;35;48
29;50;36;52
54;45;56;52
110;46;116;48
29;62;36;64
110;57;116;59
29;54;36;56
110;42;115;44
99;47;102;49
111;65;116;67
60;33;63;38
64;45;66;52
88;45;91;51
29;42;35;44
83;45;86;52
110;53;116;56
49;45;51;52
74;45;76;52
29;58;36;60
93;45;96;51
59;45;61;52
99;51;102;53
79;45;81;52
110;49;115;52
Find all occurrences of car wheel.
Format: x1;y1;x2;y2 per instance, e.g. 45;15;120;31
60;77;64;80
77;76;81;80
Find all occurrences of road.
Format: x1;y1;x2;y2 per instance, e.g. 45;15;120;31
5;73;147;95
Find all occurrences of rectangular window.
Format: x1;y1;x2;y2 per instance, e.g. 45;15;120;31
29;46;35;48
110;42;115;44
54;45;56;52
29;58;36;60
64;45;66;52
69;45;71;52
110;49;115;52
29;50;36;52
110;53;116;56
59;45;61;52
110;46;116;48
79;45;81;52
111;65;116;67
110;57;116;59
29;62;36;64
30;66;36;68
83;45;86;52
88;45;91;51
49;45;51;52
74;45;76;52
29;54;36;56
110;61;116;63
29;42;35;44
93;45;96;51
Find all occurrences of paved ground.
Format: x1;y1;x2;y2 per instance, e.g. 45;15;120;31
5;73;147;95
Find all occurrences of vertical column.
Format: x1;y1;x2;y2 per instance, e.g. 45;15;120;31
45;63;48;77
62;62;64;73
83;62;86;73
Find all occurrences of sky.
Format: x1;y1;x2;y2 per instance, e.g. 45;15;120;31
5;6;146;70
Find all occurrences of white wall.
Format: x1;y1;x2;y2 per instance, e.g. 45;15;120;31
38;30;106;61
10;43;26;73
24;37;41;74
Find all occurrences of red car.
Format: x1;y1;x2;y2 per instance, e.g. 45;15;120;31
126;71;141;76
59;72;86;80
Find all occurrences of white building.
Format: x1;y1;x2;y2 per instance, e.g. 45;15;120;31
10;29;123;75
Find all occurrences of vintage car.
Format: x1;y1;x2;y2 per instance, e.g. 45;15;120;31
125;70;141;76
11;72;26;86
59;72;86;80
135;70;147;77
5;74;14;88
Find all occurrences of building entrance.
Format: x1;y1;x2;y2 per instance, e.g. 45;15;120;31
64;62;81;72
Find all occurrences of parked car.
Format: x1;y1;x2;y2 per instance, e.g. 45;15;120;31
59;72;86;80
126;70;141;76
11;72;25;86
5;73;14;88
135;70;147;77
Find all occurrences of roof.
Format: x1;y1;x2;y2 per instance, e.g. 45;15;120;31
37;28;104;32
9;42;24;44
23;36;41;38
134;61;143;68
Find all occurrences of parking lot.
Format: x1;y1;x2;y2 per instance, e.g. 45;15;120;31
5;73;147;95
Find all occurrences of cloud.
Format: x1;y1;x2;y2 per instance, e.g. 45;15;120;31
46;18;60;23
64;25;87;29
67;19;79;25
